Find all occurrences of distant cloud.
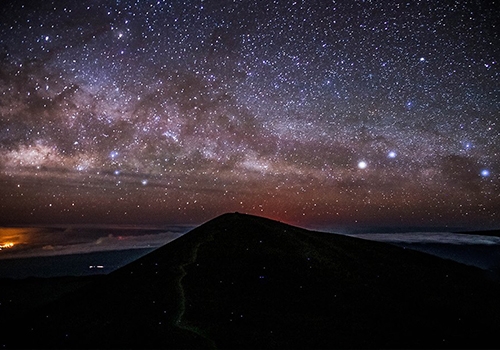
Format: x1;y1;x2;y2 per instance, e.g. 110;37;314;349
349;232;500;245
0;225;191;259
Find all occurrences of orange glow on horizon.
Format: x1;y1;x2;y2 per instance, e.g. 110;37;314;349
0;227;39;246
0;242;15;250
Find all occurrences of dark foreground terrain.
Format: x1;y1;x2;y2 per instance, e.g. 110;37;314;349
2;213;500;348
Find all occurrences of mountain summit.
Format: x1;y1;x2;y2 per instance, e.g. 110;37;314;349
4;213;500;348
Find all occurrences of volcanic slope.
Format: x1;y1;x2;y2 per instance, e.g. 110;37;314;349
5;213;500;348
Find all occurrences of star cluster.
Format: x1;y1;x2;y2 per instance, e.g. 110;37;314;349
0;0;498;230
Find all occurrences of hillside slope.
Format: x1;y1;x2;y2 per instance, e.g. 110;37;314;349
4;213;500;348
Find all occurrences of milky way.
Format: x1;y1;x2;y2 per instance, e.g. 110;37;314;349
0;0;498;230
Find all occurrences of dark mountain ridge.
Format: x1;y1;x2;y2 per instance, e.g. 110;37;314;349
3;212;500;348
455;229;500;237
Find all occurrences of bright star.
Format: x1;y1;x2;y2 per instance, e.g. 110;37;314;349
358;161;367;169
388;151;397;158
480;169;490;177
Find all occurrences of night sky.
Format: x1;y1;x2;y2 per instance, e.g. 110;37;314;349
0;0;498;233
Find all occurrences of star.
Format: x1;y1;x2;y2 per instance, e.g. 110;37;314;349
358;161;368;170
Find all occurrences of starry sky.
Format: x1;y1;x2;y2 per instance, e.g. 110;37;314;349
0;0;498;232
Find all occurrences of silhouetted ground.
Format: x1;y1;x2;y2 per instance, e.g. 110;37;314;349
0;275;102;324
3;213;500;348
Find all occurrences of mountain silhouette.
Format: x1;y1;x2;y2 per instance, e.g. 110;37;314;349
4;212;500;348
